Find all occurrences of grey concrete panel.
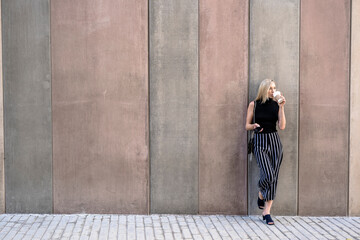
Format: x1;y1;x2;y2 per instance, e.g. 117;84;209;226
52;0;149;213
350;0;360;217
299;0;350;216
199;0;248;215
248;0;299;215
150;0;198;213
0;0;4;213
2;0;52;213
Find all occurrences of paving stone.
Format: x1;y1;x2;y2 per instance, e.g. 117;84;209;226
193;216;210;236
320;217;353;239
325;217;359;239
291;216;325;239
89;215;102;240
38;215;61;240
108;215;119;240
79;215;94;239
241;216;270;240
181;228;192;239
0;214;358;239
276;216;308;239
31;215;54;240
145;226;155;240
268;217;297;240
285;216;318;240
218;215;243;240
164;232;174;240
23;218;43;240
226;216;250;239
248;215;285;240
303;217;331;237
3;221;22;240
341;217;360;234
127;222;136;240
98;216;110;240
233;216;257;239
209;215;230;237
310;217;342;239
191;234;202;240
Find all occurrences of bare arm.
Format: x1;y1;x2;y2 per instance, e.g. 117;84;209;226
278;96;286;130
245;101;261;131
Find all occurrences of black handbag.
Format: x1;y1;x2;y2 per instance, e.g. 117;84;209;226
247;101;256;155
247;137;254;154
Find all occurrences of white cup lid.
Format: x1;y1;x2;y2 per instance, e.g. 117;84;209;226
273;91;281;97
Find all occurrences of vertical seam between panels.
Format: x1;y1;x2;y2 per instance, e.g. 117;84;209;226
247;0;251;216
0;0;5;213
148;0;151;215
198;0;200;215
49;0;54;214
297;0;301;216
347;0;352;217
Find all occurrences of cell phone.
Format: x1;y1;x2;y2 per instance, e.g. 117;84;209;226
254;127;262;133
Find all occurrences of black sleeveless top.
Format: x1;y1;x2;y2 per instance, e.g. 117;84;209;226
254;98;279;133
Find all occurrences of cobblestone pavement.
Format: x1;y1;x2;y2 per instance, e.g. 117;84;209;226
0;214;359;240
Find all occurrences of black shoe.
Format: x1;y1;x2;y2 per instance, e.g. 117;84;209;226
262;214;274;225
257;197;264;209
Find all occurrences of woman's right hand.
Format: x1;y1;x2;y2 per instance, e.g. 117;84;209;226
253;123;263;133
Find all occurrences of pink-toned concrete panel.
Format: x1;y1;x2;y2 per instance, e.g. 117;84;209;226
299;0;350;216
52;0;148;213
199;0;248;214
350;0;360;216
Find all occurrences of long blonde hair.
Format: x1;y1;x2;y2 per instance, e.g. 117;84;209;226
255;79;274;103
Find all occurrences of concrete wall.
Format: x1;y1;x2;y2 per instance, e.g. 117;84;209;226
0;0;4;214
199;0;248;215
0;0;358;215
248;0;299;216
299;0;350;216
150;0;198;214
51;0;149;214
2;0;52;213
350;0;360;216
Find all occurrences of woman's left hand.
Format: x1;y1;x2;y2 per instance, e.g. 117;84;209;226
279;95;286;107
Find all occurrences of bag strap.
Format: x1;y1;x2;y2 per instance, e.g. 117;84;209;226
249;101;257;160
253;100;256;124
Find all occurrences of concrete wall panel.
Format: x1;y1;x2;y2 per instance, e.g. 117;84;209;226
2;0;52;213
248;0;299;215
52;0;149;213
299;0;350;216
350;0;360;216
150;0;198;214
199;0;248;215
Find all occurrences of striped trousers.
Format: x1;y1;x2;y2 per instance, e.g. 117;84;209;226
254;132;283;201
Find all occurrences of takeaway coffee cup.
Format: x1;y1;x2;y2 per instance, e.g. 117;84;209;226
273;91;283;103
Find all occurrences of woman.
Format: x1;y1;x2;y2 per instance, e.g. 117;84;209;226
245;79;286;225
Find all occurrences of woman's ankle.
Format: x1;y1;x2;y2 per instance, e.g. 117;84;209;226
258;191;264;200
262;211;270;216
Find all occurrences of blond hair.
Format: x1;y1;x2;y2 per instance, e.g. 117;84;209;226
255;79;274;103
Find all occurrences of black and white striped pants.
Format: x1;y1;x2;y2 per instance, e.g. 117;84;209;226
254;132;283;201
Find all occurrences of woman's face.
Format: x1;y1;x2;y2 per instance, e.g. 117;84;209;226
268;82;276;98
